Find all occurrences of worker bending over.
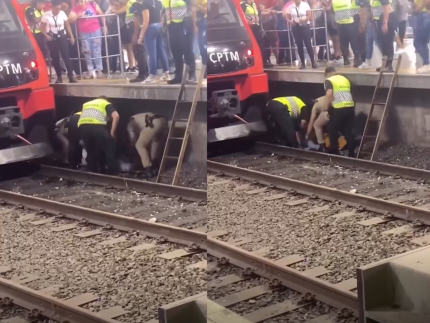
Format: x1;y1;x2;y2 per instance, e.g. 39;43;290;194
78;96;120;174
324;67;356;157
306;96;329;152
266;96;307;148
126;113;168;178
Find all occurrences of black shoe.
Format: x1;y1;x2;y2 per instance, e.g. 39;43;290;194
353;57;361;68
299;63;306;70
68;76;78;83
130;76;145;83
317;145;325;152
264;62;274;68
55;77;63;84
344;57;351;66
187;72;197;84
167;77;182;85
142;167;157;179
312;61;319;69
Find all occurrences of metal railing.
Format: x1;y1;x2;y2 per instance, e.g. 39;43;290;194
260;8;330;65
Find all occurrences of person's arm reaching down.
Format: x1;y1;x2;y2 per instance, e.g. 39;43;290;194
110;111;120;139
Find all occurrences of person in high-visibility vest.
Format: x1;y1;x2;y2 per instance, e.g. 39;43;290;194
78;96;120;174
412;0;430;73
241;0;270;67
323;66;356;157
331;0;359;66
196;0;207;78
161;0;197;84
126;113;168;178
25;0;49;58
265;96;309;148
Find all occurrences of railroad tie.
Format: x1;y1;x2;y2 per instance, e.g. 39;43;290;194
331;211;355;220
334;278;357;291
286;199;308;206
74;230;103;238
307;313;339;323
11;274;40;285
227;237;253;247
51;223;79;232
263;193;287;201
0;266;12;274
411;234;430;246
274;255;304;267
207;230;229;238
37;285;60;296
64;293;99;306
127;243;156;252
357;217;391;226
1;317;28;323
244;187;267;195
186;261;207;270
214;285;271;307
302;266;330;278
95;306;128;320
235;184;251;191
382;225;417;236
305;205;331;215
208;274;247;289
251;247;271;257
193;226;207;233
210;180;232;186
158;249;194;260
30;218;56;226
97;236;127;246
243;299;307;322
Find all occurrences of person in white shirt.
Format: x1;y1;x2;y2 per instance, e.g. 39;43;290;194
41;0;77;83
285;0;318;69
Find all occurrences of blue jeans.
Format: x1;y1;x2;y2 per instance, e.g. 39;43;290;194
197;18;207;77
80;28;103;72
144;23;169;75
365;20;380;60
413;12;430;65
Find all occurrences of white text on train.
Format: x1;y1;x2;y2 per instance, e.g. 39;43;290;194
0;64;22;74
209;51;240;63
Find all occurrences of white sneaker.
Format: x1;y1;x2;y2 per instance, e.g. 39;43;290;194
358;61;371;69
142;75;156;84
417;65;430;74
160;72;171;81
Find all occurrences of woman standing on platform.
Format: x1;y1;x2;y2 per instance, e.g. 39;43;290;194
41;0;78;83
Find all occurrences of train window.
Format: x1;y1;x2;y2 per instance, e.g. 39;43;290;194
0;0;24;34
208;0;243;28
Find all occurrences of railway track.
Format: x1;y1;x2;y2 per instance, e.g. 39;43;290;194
207;145;430;321
0;166;207;323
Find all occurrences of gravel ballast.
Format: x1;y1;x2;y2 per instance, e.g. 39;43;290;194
0;210;206;323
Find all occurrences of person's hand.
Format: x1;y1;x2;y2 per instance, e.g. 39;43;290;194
137;35;143;45
111;132;117;140
382;21;388;33
70;36;75;45
132;34;138;46
45;34;53;42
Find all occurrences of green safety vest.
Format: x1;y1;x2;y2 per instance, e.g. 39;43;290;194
326;75;354;108
351;0;360;16
243;2;259;25
162;0;190;24
26;7;44;33
414;0;428;12
332;0;354;24
272;96;306;119
125;0;136;23
78;99;109;127
372;0;393;20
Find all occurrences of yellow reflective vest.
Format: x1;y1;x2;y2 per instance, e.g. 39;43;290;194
326;75;354;108
26;7;44;33
272;96;306;119
332;0;354;24
162;0;190;24
243;2;259;25
78;99;110;127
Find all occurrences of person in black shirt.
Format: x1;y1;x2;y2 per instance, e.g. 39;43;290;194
138;0;170;83
129;1;149;82
25;0;49;58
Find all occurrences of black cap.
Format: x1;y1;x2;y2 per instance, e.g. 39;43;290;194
324;66;336;75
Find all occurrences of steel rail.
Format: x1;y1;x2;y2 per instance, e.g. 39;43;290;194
208;238;359;315
0;190;206;250
254;142;430;182
39;165;206;202
207;161;430;226
0;278;119;323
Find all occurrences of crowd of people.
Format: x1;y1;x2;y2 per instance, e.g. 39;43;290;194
25;0;207;84
241;0;430;73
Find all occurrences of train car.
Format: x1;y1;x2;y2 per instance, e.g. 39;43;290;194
207;0;269;143
0;0;54;164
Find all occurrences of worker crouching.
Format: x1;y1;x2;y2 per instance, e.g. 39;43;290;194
265;96;307;148
306;96;329;152
126;113;168;178
78;96;120;174
324;66;356;157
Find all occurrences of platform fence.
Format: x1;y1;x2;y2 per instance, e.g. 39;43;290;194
260;8;330;65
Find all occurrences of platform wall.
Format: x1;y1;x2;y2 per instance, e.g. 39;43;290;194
54;96;207;164
269;81;430;148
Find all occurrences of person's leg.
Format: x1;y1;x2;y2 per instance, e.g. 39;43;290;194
91;29;103;73
267;100;298;147
135;127;156;169
47;39;62;81
34;33;48;59
149;118;168;169
80;31;94;74
183;18;196;80
340;107;356;157
58;36;75;80
278;31;286;64
398;20;406;44
313;112;329;146
292;26;305;66
167;22;185;82
337;23;350;64
101;128;118;174
68;114;82;168
302;25;316;66
155;24;170;76
250;24;268;66
327;108;342;154
79;125;98;172
132;29;149;80
144;24;158;77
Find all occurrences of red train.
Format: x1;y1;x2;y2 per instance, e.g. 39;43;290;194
0;0;54;164
207;0;269;143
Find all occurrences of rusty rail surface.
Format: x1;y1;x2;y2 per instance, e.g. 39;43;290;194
255;142;430;182
39;165;206;202
208;238;359;315
0;190;206;250
0;279;119;323
208;160;430;225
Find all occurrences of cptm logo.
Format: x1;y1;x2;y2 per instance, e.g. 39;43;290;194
0;63;22;75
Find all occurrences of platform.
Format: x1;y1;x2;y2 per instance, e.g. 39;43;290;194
266;39;430;89
51;77;207;101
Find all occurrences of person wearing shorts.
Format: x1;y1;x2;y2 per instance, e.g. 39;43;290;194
320;0;342;63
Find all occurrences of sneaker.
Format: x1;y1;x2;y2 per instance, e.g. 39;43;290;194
344;57;351;66
312;61;319;69
130;76;145;83
160;72;170;81
167;77;182;85
418;65;430;74
83;71;92;79
299;63;306;70
142;75;156;84
187;74;197;84
359;61;371;69
95;71;104;78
